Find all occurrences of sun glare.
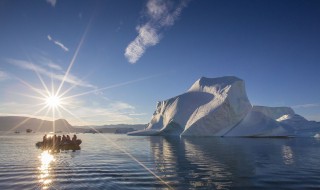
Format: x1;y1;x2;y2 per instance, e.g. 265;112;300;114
46;95;61;108
39;151;55;189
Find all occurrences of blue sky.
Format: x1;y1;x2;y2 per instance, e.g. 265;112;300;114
0;0;320;125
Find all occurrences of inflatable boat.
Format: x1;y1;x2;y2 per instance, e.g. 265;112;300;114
35;139;82;151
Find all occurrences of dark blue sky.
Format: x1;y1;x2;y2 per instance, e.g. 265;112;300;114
0;0;320;125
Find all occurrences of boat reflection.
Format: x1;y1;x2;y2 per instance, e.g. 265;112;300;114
38;151;55;189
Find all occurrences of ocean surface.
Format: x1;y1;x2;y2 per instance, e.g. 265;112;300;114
0;133;320;190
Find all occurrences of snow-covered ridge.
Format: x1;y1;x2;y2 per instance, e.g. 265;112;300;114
128;76;320;137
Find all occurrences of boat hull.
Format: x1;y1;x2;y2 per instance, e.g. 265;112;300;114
35;139;82;151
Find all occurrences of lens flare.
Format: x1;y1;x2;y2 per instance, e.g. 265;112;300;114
46;95;61;108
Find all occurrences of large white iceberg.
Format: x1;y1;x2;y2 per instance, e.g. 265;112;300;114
128;76;320;137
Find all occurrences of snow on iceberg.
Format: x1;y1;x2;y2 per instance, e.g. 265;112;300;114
129;76;252;136
128;76;320;137
252;106;295;120
277;113;320;137
223;110;288;137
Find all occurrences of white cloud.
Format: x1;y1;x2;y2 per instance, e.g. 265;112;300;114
47;62;63;71
125;0;189;64
6;58;96;88
62;100;144;125
147;0;168;19
305;114;320;122
38;55;63;71
125;24;160;63
292;103;320;109
46;0;57;7
47;35;69;52
54;41;69;52
110;101;135;111
0;70;9;81
129;113;147;116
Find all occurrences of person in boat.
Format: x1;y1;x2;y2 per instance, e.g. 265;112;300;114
56;135;61;147
46;135;51;147
43;134;47;146
66;135;71;143
53;134;57;146
57;135;62;145
72;134;77;143
62;135;66;142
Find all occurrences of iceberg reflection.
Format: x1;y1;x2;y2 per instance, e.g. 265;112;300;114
149;137;235;189
148;137;311;189
282;145;294;165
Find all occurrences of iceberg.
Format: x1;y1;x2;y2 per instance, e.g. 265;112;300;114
252;106;295;120
128;76;320;137
223;110;288;137
277;113;320;137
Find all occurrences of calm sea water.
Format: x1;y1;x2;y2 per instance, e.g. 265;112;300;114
0;133;320;190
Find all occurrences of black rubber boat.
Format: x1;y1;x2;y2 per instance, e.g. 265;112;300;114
35;139;82;151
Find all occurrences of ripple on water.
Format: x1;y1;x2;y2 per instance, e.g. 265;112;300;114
1;134;320;189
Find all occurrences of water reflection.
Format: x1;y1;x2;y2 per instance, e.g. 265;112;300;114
183;138;233;189
38;151;55;189
148;137;316;189
282;145;294;165
150;137;231;189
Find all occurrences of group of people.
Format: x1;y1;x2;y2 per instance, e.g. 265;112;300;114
42;134;78;148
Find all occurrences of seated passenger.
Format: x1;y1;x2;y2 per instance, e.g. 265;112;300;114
57;136;61;146
43;134;47;143
72;134;77;143
42;134;47;147
66;135;71;143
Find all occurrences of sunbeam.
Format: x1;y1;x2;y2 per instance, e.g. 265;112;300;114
57;105;174;190
61;73;166;100
27;57;50;96
6;104;50;134
55;16;93;96
15;77;48;97
34;107;51;133
7;12;173;189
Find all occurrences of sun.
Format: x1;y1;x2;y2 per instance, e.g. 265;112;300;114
45;95;61;108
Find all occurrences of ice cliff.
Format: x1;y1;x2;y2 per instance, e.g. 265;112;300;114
128;76;320;137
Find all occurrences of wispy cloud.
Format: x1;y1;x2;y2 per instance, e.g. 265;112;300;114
46;0;57;7
69;107;142;125
0;70;9;81
47;35;69;52
110;101;135;111
59;98;145;125
304;114;320;122
292;103;320;109
47;62;63;71
125;0;190;64
129;113;147;116
37;56;63;71
6;58;96;88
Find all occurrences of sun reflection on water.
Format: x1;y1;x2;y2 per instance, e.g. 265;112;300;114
38;151;55;189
